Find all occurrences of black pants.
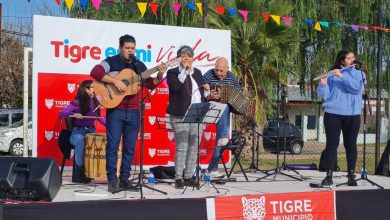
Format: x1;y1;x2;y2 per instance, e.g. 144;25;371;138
324;112;361;171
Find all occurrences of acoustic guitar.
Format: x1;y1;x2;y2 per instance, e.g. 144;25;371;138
93;58;180;108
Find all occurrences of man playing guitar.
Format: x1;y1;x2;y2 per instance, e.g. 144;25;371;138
90;34;167;192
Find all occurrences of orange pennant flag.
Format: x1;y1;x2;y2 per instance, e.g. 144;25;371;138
137;2;148;17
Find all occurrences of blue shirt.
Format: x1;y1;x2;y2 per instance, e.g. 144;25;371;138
317;67;365;116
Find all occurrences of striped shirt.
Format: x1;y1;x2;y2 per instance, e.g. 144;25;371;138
203;69;241;89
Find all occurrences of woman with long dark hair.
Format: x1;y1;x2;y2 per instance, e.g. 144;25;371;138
317;49;365;187
60;80;106;183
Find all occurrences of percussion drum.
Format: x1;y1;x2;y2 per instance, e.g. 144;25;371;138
84;133;122;182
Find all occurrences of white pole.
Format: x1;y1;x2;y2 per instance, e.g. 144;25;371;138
23;47;33;157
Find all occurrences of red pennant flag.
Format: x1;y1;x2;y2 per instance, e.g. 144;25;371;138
215;6;225;15
260;13;270;22
149;2;159;16
55;0;61;5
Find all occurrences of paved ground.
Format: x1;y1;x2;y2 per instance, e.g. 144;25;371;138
54;169;390;202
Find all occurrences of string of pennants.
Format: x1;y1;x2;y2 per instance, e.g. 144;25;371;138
56;0;390;33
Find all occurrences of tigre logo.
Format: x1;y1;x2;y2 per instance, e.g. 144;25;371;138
67;83;76;93
242;196;266;220
44;130;54;141
167;132;175;141
149;116;156;125
204;132;211;141
45;99;54;109
148;148;156;158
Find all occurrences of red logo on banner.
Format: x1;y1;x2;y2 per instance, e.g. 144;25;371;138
212;191;335;220
67;83;76;93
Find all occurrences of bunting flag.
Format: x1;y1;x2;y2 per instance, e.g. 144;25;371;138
186;2;195;11
319;21;329;28
64;0;74;11
281;16;292;26
137;2;148;17
238;10;248;22
351;25;360;32
172;3;181;16
125;2;137;11
79;0;88;12
333;22;341;26
91;0;102;11
304;18;313;27
260;13;270;22
196;3;203;16
314;21;322;31
270;15;281;25
149;2;159;16
215;6;225;15
56;1;390;34
227;8;237;16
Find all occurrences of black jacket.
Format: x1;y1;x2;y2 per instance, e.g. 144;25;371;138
166;67;205;116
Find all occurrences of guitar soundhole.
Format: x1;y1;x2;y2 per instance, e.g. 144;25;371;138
122;79;130;87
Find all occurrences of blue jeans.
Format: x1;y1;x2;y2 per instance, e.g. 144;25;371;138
208;105;230;172
106;108;140;182
70;127;96;166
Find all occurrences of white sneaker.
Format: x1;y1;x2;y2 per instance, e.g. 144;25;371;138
217;137;229;147
210;171;225;179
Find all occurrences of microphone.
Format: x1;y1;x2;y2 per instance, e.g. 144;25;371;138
353;60;363;65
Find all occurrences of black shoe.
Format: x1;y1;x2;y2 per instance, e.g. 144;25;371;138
119;180;139;192
321;176;333;186
347;170;357;186
184;177;199;187
108;179;119;193
321;170;333;186
72;165;93;184
175;179;184;189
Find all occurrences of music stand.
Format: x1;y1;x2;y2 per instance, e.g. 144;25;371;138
256;72;302;182
181;102;226;194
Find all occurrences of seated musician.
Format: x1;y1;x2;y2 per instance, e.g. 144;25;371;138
60;80;106;184
203;57;241;179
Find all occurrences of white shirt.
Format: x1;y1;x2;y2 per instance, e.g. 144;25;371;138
178;66;201;104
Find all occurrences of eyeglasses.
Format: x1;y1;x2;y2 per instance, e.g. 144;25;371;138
87;86;94;89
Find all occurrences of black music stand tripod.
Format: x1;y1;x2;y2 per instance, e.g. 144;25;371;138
336;65;383;189
181;102;225;194
256;78;302;182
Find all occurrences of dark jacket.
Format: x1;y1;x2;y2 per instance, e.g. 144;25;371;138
166;67;205;116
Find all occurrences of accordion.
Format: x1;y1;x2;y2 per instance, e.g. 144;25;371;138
210;84;255;117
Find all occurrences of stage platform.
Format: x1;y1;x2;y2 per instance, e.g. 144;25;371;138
2;170;390;220
52;169;389;202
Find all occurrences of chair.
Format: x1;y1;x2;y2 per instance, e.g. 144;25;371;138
58;117;75;175
209;135;249;181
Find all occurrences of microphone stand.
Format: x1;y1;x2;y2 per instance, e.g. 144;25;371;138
336;64;383;189
113;56;167;197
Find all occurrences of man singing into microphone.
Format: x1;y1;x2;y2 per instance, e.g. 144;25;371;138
316;49;365;187
90;35;167;192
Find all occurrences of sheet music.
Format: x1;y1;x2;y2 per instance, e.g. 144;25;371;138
181;101;227;124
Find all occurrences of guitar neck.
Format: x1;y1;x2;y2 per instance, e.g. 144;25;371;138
140;66;160;79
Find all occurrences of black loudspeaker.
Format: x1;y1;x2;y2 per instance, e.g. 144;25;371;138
0;157;62;201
